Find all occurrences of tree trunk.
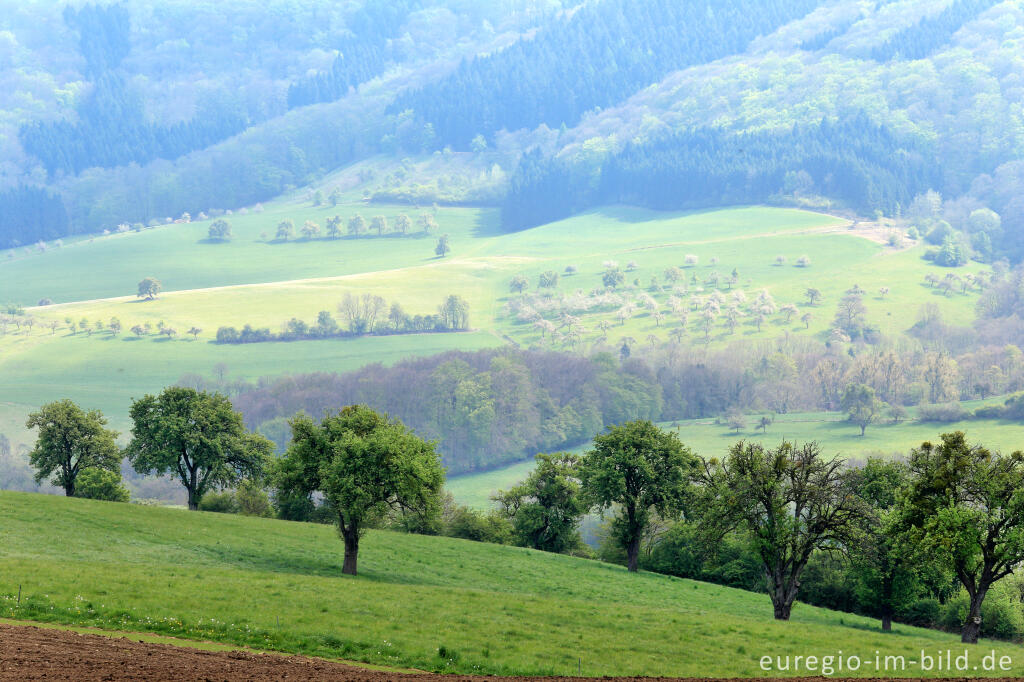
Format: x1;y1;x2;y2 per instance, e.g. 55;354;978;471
341;523;360;576
65;482;75;497
860;424;866;436
881;572;894;632
626;534;641;572
961;589;986;644
769;572;798;620
772;597;793;620
187;486;199;511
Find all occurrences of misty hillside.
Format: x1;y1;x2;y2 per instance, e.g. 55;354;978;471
1;0;1023;260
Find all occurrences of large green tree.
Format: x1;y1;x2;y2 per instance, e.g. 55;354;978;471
495;452;585;553
700;440;864;620
841;383;885;436
274;405;445;575
26;399;121;496
579;420;697;572
136;277;162;300
126;387;272;510
901;432;1024;644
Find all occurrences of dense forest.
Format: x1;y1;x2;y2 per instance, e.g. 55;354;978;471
391;0;823;149
502;117;940;231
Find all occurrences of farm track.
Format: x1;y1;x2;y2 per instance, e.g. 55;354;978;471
0;623;1007;681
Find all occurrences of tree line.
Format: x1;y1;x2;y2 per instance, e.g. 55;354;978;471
215;292;469;344
24;392;1024;645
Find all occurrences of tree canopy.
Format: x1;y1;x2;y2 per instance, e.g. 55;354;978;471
274;405;445;575
26;399;121;496
126;387;272;510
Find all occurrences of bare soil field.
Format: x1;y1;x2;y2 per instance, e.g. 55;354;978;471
0;623;1010;682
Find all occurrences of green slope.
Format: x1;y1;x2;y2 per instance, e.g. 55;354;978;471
1;491;1021;677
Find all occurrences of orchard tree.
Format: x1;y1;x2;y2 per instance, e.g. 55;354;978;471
538;270;558;288
26;400;121;496
276;220;294;240
274;405;444;575
700;440;864;620
394;214;412;235
602;268;625;289
348;214;366;236
580;420;698;572
841;383;885;436
435;234;451;258
371;215;388;235
126;387;273;510
509;274;529;294
902;432;1024;644
137;277;162;300
494;453;586;553
208;219;232;241
804;287;822;306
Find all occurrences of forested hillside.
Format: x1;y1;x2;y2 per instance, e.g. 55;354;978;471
4;0;1024;263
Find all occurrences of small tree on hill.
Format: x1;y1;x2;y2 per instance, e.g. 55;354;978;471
208;219;232;241
841;383;885;436
274;405;445;575
435;234;451;258
137;277;162;300
126;387;273;510
26;399;121;496
276;220;294;241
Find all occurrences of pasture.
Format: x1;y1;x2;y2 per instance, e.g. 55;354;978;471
2;490;1022;678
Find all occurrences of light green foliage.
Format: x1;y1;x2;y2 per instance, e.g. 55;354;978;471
2;491;1024;676
73;468;130;503
26;399;120;496
136;277;161;300
126;387;273;510
274;405;445;575
902;432;1024;643
580;420;697;571
494;452;585;553
841;383;886;436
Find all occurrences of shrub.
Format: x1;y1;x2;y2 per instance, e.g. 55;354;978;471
74;469;129;502
917;402;969;422
198;491;239;514
898;598;941;628
939;589;1024;640
215;326;239;343
445;506;511;544
236;481;273;517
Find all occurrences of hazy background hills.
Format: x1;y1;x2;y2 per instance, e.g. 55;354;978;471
1;0;1023;258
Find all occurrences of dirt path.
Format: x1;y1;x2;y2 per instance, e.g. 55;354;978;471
0;623;1011;681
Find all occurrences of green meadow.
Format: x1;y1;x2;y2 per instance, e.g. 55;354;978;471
2;490;1022;678
0;200;994;475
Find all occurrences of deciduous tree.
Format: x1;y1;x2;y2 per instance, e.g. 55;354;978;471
26;400;120;496
274;405;444;575
126;387;272;510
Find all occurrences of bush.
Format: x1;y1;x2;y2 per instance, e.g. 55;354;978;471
925;220;954;245
215;326;239;343
917;402;969;422
198;490;239;514
898;598;941;628
445;506;511;544
236;481;273;517
939;588;1024;640
74;469;129;502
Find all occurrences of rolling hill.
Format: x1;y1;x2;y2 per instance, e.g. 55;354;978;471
1;490;1021;678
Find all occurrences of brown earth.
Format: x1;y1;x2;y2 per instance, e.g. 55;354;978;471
0;623;1011;681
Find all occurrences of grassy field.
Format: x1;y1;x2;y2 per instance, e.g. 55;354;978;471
0;199;996;500
2;490;1022;678
447;408;1024;509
